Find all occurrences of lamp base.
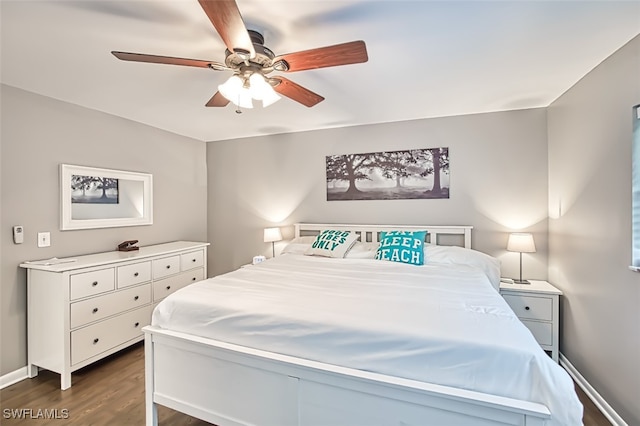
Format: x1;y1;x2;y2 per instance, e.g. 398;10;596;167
513;279;531;284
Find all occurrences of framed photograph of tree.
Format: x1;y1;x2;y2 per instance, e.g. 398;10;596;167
326;147;449;201
71;174;119;204
60;164;153;230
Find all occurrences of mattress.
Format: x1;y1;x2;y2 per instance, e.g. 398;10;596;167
152;253;583;425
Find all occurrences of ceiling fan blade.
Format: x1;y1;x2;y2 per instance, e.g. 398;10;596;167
198;0;255;59
112;51;229;70
272;40;368;72
205;91;230;107
272;77;324;107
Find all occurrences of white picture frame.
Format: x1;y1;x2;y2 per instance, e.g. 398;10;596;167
60;164;153;230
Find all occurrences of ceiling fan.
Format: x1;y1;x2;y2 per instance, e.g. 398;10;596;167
111;0;368;110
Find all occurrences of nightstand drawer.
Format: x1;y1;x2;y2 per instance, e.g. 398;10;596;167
521;319;553;346
503;294;552;321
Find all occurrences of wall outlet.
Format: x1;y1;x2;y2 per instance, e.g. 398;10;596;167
37;232;51;248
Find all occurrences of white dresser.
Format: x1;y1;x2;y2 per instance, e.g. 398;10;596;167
20;241;209;390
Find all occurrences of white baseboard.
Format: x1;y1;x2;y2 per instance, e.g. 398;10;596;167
560;352;626;426
0;366;29;390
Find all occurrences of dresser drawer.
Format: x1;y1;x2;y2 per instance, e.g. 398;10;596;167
152;256;180;279
521;319;553;346
153;268;205;302
70;284;152;329
71;305;152;365
502;294;553;321
69;269;115;300
181;250;205;271
117;261;152;288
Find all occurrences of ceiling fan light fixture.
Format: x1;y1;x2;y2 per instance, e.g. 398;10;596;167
218;75;253;109
237;87;254;109
249;73;281;107
261;89;281;108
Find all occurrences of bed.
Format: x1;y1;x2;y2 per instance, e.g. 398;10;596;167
143;223;583;426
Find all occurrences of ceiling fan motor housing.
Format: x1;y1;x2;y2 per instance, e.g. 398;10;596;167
225;30;277;70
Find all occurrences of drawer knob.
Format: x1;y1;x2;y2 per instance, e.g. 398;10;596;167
92;308;99;314
134;322;140;328
134;295;139;301
166;285;171;290
93;338;99;344
92;281;98;287
192;258;196;262
525;306;530;310
134;272;139;277
166;265;171;269
192;277;197;281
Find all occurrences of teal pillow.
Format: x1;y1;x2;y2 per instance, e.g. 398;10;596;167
375;230;427;265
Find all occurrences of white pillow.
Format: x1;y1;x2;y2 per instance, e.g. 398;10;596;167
345;241;380;259
424;245;501;290
280;236;316;255
304;230;359;258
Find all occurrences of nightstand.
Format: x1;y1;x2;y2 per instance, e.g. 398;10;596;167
499;280;562;363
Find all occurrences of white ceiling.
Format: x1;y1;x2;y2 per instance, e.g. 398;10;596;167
2;1;639;142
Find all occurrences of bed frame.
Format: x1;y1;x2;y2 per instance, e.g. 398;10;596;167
144;224;551;426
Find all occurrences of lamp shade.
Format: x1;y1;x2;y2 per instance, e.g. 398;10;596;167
263;227;283;243
507;233;536;253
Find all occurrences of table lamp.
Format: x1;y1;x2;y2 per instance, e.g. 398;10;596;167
263;227;283;258
507;233;536;284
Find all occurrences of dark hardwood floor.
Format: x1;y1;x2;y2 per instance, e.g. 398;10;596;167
0;343;209;426
575;382;612;426
1;342;611;425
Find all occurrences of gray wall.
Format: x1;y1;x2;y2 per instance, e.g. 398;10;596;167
207;108;550;279
0;85;208;375
547;35;640;424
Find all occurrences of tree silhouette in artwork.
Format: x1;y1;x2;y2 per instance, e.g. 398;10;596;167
418;148;449;194
95;178;118;199
326;154;376;194
71;175;94;197
377;151;419;188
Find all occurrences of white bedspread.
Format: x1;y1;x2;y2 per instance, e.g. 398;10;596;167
153;254;583;425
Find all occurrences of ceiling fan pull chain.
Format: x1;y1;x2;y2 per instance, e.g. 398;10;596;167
235;93;242;114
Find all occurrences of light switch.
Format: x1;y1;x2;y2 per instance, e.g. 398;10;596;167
37;232;51;248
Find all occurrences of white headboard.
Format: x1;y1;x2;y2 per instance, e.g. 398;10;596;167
294;223;472;248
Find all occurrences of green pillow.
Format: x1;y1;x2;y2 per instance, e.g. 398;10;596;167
375;230;427;265
305;230;359;258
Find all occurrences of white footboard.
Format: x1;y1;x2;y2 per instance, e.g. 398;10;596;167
143;326;551;426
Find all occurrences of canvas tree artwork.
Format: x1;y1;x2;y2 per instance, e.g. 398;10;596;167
71;174;119;204
326;147;449;201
